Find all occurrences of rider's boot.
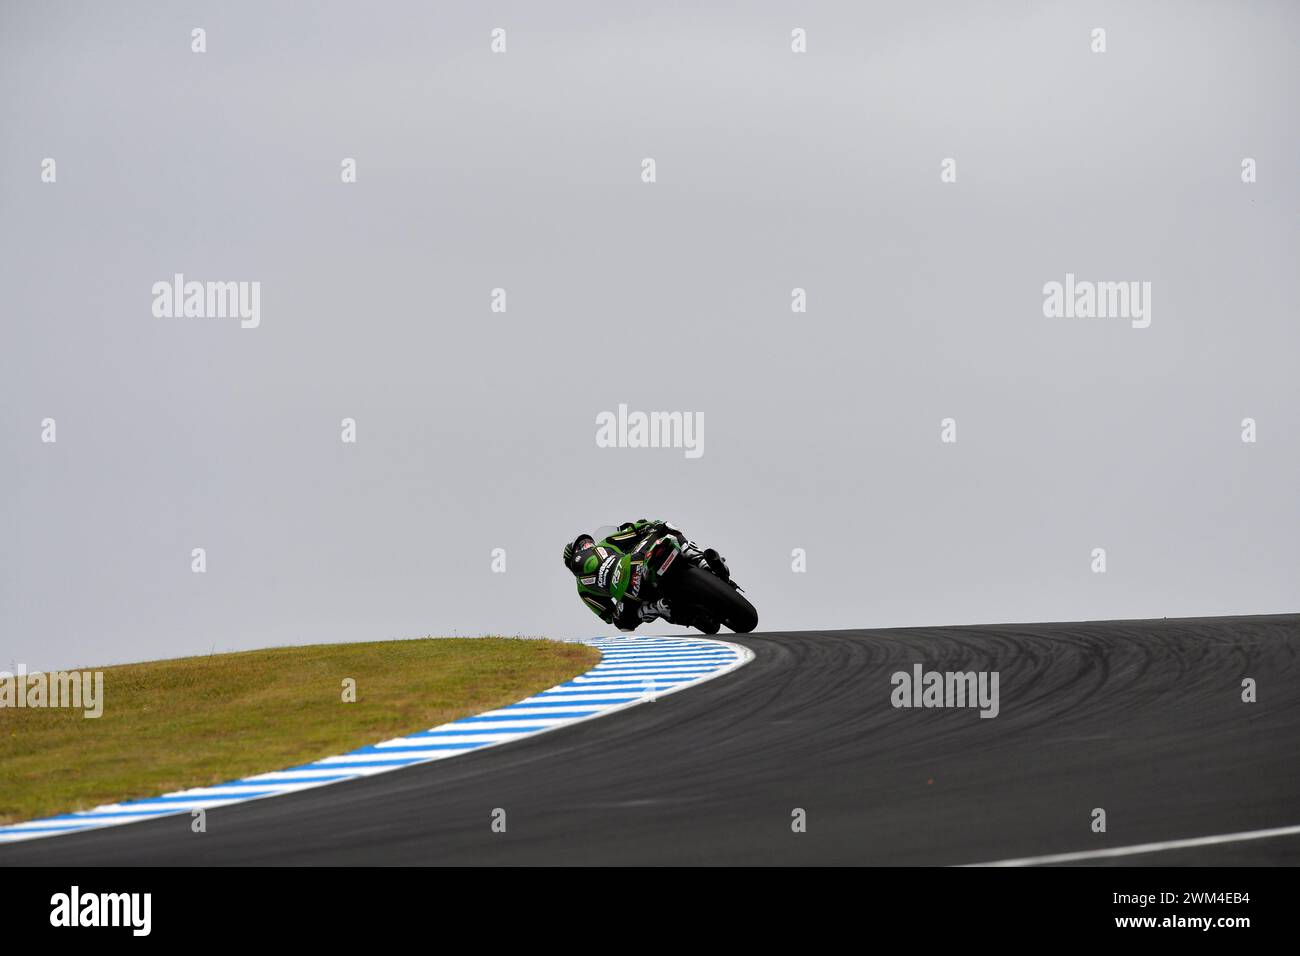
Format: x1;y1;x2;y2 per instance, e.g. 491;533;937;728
683;542;731;582
655;597;719;635
638;598;672;623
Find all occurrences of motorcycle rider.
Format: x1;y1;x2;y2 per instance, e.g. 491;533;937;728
562;519;729;632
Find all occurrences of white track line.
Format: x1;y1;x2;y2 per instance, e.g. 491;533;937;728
966;823;1300;866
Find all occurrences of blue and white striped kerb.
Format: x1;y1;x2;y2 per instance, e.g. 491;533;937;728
0;635;751;843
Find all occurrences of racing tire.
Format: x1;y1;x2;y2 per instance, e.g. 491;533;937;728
664;563;758;634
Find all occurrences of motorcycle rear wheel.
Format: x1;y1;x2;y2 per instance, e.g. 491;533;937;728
665;564;758;634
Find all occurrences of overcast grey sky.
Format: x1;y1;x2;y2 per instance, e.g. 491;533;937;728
2;1;1297;671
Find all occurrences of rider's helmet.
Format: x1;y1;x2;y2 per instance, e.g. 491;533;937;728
562;533;596;576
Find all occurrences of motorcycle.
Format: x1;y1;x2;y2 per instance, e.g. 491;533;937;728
597;524;758;635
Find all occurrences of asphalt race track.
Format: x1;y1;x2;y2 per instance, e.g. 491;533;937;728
4;614;1297;866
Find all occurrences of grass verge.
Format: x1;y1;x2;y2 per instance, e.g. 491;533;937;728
0;637;599;824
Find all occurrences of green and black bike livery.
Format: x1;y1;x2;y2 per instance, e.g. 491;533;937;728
563;520;758;635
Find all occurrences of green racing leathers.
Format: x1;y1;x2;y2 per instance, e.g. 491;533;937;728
569;519;698;631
